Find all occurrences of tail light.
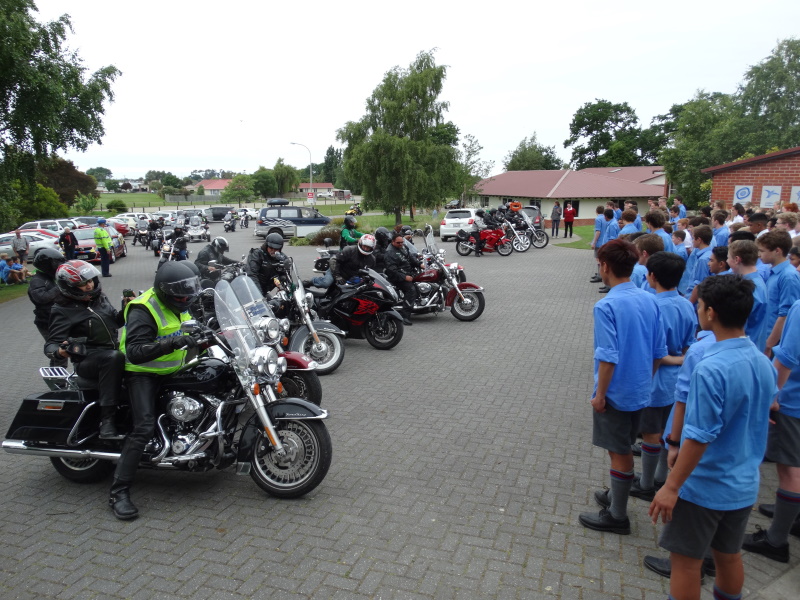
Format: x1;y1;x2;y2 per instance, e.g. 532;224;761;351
468;218;474;224
440;220;446;226
534;216;540;224
257;220;264;225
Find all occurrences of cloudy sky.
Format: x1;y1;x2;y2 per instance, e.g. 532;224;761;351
32;0;800;181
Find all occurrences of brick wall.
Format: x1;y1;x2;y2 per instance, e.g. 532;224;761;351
709;154;800;209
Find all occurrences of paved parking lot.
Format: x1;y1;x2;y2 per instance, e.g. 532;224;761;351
0;224;796;599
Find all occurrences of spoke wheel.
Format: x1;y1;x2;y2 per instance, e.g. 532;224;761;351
50;456;114;483
279;370;322;405
455;242;472;256
250;420;332;499
450;291;485;321
301;331;344;375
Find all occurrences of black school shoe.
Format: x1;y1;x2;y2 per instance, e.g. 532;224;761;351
579;508;631;535
629;476;656;501
643;555;716;581
589;275;602;283
757;504;800;538
742;527;790;563
631;441;642;456
594;488;610;509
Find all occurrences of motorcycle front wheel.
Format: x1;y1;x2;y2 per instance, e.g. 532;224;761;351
279;370;323;405
496;241;514;256
455;242;473;256
512;235;531;252
50;456;114;483
451;291;486;321
250;420;332;499
363;314;403;350
531;230;549;248
300;331;345;376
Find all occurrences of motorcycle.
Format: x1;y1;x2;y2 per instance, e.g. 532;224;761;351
312;238;339;274
409;225;485;321
2;275;332;499
271;257;346;375
511;210;549;249
187;217;209;243
241;214;250;229
156;238;189;269
345;204;362;216
149;228;165;256
500;218;532;253
133;227;149;247
309;269;405;350
454;227;513;256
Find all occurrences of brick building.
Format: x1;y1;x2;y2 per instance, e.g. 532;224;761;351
701;146;800;210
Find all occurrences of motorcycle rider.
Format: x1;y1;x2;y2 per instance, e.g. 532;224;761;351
472;209;488;256
168;224;189;260
133;216;149;246
340;215;363;249
384;231;419;326
331;234;376;286
373;227;392;271
28;247;67;367
399;225;420;257
112;261;202;520
147;216;162;249
195;236;237;282
223;210;236;232
246;233;286;296
45;260;128;439
241;211;250;228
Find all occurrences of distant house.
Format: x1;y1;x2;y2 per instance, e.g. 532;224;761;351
195;179;232;196
701;146;800;209
298;182;334;195
474;166;666;225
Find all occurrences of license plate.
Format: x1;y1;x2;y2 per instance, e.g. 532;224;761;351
77;254;88;259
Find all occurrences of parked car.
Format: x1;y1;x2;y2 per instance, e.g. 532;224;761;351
254;206;331;238
266;198;289;206
116;212;157;224
73;216;99;227
106;218;131;236
206;206;235;221
153;210;177;226
238;207;257;218
0;232;62;261
17;229;60;239
520;205;544;229
445;200;462;210
70;227;127;263
316;192;334;199
16;219;80;235
439;208;477;242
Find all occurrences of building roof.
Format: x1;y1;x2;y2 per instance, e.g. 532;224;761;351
299;182;334;189
475;169;663;200
196;179;232;190
701;146;800;175
578;166;665;183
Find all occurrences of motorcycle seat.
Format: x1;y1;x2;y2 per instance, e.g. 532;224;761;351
73;374;100;390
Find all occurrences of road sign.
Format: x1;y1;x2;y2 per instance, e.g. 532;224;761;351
307;192;314;199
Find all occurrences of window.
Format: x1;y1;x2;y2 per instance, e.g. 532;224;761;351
281;208;301;218
567;200;581;218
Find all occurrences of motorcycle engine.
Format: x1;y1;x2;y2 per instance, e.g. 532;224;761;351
416;282;438;299
166;393;204;422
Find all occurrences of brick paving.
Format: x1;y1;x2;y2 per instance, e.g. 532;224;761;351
0;224;796;599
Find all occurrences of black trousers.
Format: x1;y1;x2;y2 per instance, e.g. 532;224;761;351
98;248;110;276
551;220;560;236
74;350;125;407
393;278;418;315
114;373;160;484
564;222;573;237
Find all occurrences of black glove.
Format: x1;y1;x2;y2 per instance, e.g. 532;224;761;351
171;335;198;350
335;276;345;285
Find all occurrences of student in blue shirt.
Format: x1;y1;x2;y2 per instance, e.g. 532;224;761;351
728;240;768;352
579;239;667;536
596;211;620;294
624;201;643;232
759;230;800;355
707;246;729;276
671;231;688;261
632;253;696;502
589;206;608;284
644;210;675;254
632;234;663;294
650;275;777;600
668;206;680;226
687;225;713;304
674;196;687;219
712;211;730;247
742;298;800;563
619;210;640;236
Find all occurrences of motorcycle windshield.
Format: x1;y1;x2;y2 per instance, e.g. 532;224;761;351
229;274;275;322
189;216;201;226
214;280;259;371
424;228;439;254
367;269;399;302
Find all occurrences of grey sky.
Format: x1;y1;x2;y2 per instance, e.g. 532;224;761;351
33;0;800;180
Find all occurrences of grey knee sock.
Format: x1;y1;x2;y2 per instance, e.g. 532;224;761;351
767;489;800;546
609;470;634;520
639;443;661;489
654;445;669;483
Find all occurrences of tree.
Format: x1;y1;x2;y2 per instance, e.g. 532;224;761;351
220;174;255;207
144;170;167;182
74;192;98;214
272;158;299;197
196;184;205;195
503;132;563;171
120;181;132;191
161;172;182;188
105;178;119;192
456;134;494;202
322;146;342;187
190;169;218;181
252;166;278;198
337;50;459;224
36;156;97;206
86;167;112;181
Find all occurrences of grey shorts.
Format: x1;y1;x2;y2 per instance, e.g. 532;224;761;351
766;412;800;467
640;405;673;435
592;403;642;455
659;498;752;559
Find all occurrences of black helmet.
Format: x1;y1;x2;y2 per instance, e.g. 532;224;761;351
211;237;229;253
374;227;391;246
33;247;66;277
344;215;357;229
488;208;497;215
263;233;284;251
55;260;102;302
476;209;486;217
154;261;201;313
400;225;413;236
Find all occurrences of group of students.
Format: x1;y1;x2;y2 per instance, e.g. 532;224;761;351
580;208;800;598
0;252;32;284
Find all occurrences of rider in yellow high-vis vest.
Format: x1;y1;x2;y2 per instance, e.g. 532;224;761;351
110;262;202;521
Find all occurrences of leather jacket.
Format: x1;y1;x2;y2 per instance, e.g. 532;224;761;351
384;244;419;282
330;245;375;282
246;248;286;295
45;293;124;360
195;244;236;279
28;273;62;329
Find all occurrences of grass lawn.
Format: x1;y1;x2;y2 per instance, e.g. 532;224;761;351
0;282;30;304
556;225;594;250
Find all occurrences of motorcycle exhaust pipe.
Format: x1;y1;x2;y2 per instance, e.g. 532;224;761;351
2;439;121;461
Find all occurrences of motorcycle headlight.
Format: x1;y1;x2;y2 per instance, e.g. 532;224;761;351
277;356;288;375
249;347;277;374
280;318;291;333
305;292;313;306
255;316;281;341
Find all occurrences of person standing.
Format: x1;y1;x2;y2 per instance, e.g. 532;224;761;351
11;230;29;264
59;227;78;260
550;202;562;238
94;217;113;277
563;202;576;238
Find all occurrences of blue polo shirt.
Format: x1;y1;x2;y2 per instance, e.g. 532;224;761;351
601;219;619;246
680;337;777;510
650;291;697;408
773;299;800;418
593;214;607;246
678;248;700;295
673;244;688;261
743;271;768;353
678;204;687;219
713;226;730;247
631;263;648;289
654;229;675;253
619;223;639;236
593;282;667;411
634;214;642;231
765;261;800;339
614;208;622;221
688;246;712;296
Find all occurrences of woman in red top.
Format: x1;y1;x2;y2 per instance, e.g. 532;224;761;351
563;202;576;238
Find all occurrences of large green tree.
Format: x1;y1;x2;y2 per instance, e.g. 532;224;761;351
36;156;97;206
252;166;278;198
337;50;459;224
503;132;563;171
457;134;494;201
564;100;648;168
322;146;342;186
220;173;255;207
86;166;112;181
272;158;299;197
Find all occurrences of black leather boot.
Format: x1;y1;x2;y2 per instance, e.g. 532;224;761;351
99;406;120;439
109;480;139;520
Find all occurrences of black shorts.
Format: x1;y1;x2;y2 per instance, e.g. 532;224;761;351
640;405;673;435
659;498;751;559
766;412;800;467
592;403;642;455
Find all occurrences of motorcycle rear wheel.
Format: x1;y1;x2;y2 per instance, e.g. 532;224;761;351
279;370;323;406
300;331;345;376
455;242;473;256
531;230;549;248
363;314;403;350
250;420;332;499
496;241;514;256
50;456;114;483
512;235;531;252
450;291;485;321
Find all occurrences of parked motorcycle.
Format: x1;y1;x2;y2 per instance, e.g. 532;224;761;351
500;218;532;253
406;226;486;320
309;269;405;350
2;276;332;499
345;204;362;216
271;257;346;375
312;238;339;274
454;227;513;256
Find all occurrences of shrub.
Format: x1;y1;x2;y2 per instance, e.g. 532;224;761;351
105;198;128;213
308;225;341;246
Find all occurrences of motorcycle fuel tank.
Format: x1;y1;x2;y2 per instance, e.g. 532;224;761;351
161;358;232;394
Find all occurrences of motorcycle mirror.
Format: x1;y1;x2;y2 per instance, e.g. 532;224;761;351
208;260;217;267
323;238;332;248
180;320;201;334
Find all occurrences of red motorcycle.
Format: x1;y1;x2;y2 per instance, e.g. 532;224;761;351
454;227;513;256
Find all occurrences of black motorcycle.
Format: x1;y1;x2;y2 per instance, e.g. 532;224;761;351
2;276;332;498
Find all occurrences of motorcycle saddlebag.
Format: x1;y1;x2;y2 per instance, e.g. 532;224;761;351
455;229;470;242
5;389;98;444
